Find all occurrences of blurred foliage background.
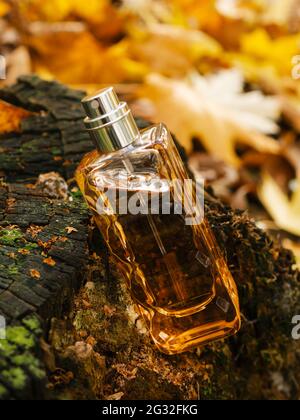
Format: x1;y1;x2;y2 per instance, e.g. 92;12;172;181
0;0;300;265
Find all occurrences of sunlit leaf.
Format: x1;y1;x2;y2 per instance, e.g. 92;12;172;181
140;69;281;165
258;172;300;236
18;0;108;22
0;0;10;17
128;23;222;77
28;30;146;84
229;29;300;80
0;101;31;133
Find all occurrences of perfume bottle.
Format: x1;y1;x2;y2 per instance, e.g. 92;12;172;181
76;87;241;354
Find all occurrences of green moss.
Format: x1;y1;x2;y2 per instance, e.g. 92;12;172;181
51;147;62;156
8;264;19;275
24;243;39;251
12;354;46;380
1;367;27;390
6;326;35;350
73;309;98;331
0;339;17;357
22;316;42;335
0;228;24;245
71;196;88;212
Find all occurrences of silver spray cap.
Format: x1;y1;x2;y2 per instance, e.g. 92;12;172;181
82;87;140;153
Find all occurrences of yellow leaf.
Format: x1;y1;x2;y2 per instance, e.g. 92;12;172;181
258;172;300;236
169;0;223;31
19;0;108;22
234;29;300;79
0;0;10;17
128;23;222;77
140;70;281;165
29;30;146;84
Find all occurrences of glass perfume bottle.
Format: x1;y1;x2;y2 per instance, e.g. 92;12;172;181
76;87;241;354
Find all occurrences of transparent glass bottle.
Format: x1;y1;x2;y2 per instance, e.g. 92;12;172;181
76;87;241;354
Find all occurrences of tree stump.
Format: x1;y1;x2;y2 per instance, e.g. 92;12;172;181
0;76;299;400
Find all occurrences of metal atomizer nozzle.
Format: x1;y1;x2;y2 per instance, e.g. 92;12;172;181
82;87;140;153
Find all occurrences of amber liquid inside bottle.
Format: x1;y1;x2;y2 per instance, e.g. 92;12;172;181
76;123;240;354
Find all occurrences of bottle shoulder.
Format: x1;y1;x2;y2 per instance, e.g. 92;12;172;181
79;123;171;173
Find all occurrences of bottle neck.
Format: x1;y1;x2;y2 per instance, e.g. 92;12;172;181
82;87;140;153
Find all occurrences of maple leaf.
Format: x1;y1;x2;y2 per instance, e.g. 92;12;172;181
30;269;41;279
140;69;281;165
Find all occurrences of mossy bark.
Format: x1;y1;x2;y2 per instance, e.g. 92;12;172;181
0;76;299;400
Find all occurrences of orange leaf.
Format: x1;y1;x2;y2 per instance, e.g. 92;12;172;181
0;101;31;134
30;269;41;279
43;257;56;267
18;249;30;255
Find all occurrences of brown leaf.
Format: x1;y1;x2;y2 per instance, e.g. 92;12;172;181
65;226;78;234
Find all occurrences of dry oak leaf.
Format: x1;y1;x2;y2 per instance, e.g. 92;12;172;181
65;226;78;234
141;70;281;166
258;172;300;237
258;146;300;237
30;269;41;279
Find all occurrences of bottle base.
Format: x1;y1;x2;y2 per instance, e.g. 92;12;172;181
151;318;241;355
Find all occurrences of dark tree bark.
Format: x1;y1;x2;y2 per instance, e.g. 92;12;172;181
0;76;299;400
